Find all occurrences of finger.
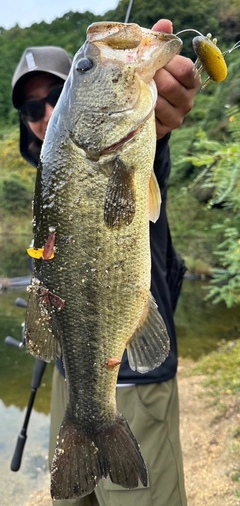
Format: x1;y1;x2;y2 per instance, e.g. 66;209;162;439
163;55;201;91
155;95;191;132
154;67;198;111
151;19;173;34
156;120;172;139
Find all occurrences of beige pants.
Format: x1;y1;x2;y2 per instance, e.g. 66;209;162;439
49;367;187;506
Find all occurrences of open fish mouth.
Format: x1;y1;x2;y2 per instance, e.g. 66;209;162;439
65;24;181;160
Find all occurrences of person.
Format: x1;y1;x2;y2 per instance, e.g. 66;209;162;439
12;19;201;506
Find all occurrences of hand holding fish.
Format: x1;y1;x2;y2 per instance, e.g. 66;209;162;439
152;19;202;139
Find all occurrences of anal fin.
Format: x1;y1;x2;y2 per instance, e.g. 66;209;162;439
127;293;170;373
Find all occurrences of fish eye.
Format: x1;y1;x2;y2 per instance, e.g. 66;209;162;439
76;58;94;73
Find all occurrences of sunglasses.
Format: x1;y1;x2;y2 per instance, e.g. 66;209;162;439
19;86;63;122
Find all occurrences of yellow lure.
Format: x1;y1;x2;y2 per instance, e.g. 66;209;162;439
176;28;240;89
27;247;54;260
193;34;228;84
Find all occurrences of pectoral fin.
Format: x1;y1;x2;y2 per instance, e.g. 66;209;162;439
126;293;170;373
25;278;62;362
149;171;161;223
104;158;136;228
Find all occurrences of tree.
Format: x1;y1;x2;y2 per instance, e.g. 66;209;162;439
184;103;240;307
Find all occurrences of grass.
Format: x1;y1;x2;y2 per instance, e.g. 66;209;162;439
188;339;240;398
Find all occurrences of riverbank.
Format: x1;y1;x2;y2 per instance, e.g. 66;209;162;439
22;354;240;506
179;357;240;506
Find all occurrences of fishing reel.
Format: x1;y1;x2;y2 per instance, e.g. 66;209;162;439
4;297;27;349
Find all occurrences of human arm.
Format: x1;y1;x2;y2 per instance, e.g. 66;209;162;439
152;19;201;140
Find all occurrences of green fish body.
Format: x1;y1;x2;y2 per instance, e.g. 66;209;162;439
25;21;182;500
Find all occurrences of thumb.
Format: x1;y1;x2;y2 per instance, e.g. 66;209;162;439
152;19;173;34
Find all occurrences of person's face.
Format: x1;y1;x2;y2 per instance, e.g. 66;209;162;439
23;74;62;141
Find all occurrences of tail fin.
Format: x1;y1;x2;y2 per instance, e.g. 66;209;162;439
50;411;147;500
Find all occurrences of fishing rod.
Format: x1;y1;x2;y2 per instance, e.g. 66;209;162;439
124;0;134;23
11;358;47;471
5;296;47;471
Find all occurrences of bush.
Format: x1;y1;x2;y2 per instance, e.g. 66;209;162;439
0;177;32;214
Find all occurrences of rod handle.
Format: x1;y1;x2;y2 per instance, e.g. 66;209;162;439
11;433;27;472
4;336;24;348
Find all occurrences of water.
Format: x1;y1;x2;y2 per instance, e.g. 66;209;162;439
0;288;53;505
175;279;240;359
0;278;239;505
0;401;50;506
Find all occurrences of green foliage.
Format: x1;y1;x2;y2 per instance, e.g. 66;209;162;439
0;127;36;189
0;233;31;277
0;0;240;127
112;0;220;35
184;105;240;307
0;177;32;214
0;127;35;217
206;225;240;307
1;3;240;303
167;185;224;266
168;114;227;268
190;339;240;397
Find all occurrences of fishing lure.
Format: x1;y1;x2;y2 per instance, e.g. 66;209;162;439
176;29;240;89
27;228;56;260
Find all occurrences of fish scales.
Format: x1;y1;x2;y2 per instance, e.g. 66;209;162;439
25;21;182;500
37;119;155;416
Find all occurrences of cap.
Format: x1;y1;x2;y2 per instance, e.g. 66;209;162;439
11;46;72;168
12;46;72;108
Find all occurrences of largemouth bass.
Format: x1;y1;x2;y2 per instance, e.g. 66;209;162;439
25;21;182;500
